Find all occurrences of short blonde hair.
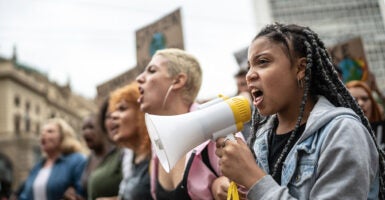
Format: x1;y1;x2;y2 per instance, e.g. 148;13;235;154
155;48;202;104
43;118;86;155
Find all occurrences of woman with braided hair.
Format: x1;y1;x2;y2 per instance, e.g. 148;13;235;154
215;23;384;199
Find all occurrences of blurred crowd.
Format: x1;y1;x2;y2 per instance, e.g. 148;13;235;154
2;22;385;200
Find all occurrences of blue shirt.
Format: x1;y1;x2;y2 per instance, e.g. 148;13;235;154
19;152;86;200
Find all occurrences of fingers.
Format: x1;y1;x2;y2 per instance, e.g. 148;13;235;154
211;176;230;200
216;137;225;148
222;137;231;148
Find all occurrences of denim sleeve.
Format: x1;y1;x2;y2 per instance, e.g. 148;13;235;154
71;154;87;196
247;116;379;199
310;116;378;199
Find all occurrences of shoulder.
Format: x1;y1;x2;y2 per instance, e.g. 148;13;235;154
64;152;87;163
318;114;377;160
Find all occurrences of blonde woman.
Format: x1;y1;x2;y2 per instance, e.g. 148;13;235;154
19;118;87;200
136;48;223;199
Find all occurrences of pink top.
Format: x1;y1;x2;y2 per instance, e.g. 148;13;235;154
151;140;221;200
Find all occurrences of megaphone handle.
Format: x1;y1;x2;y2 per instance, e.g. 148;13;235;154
223;134;240;200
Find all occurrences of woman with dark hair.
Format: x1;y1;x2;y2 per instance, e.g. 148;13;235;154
80;106;123;200
215;23;384;199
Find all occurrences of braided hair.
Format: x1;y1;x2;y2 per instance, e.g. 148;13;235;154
246;23;385;199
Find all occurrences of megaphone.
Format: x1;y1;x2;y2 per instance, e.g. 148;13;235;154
145;95;252;173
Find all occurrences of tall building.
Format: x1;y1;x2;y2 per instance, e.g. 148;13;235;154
253;0;385;94
0;54;97;192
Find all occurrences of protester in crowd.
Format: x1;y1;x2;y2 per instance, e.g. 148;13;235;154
107;82;152;200
18;118;87;200
136;48;225;199
234;68;253;139
234;68;251;100
80;108;123;200
346;80;384;123
98;97;135;200
0;178;11;199
215;23;385;199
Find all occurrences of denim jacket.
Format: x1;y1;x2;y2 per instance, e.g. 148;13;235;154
19;152;86;200
247;96;379;200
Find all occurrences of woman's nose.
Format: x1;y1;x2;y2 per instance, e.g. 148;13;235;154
357;99;365;107
246;69;258;84
110;111;119;119
136;73;144;83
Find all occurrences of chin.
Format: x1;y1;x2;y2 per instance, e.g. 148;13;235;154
256;108;269;117
140;103;149;113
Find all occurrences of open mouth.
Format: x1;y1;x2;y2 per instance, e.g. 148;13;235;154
138;87;144;103
138;86;144;95
110;123;119;136
252;90;263;99
251;89;264;106
83;136;92;143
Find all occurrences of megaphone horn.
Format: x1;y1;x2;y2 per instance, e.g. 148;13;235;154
145;95;251;172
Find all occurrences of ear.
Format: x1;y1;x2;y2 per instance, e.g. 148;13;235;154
171;73;188;90
296;57;306;80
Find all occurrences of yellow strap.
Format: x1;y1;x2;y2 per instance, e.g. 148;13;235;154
227;181;239;200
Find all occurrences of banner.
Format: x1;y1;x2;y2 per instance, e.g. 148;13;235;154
136;8;184;70
97;8;185;101
329;37;369;83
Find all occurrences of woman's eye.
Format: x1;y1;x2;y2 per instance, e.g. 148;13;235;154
147;66;156;73
258;59;269;64
119;106;126;111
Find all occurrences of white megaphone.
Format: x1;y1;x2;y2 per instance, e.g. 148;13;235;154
145;95;251;173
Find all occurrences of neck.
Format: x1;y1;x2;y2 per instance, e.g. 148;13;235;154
44;151;61;167
276;97;315;134
160;97;190;115
93;142;110;157
134;148;150;164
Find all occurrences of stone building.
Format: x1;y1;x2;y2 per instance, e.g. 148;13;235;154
0;54;97;192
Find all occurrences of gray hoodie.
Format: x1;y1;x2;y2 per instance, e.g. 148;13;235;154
247;96;379;200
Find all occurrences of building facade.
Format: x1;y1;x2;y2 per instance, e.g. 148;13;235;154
261;0;385;94
0;55;97;192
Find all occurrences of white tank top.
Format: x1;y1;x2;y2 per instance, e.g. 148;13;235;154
33;166;52;200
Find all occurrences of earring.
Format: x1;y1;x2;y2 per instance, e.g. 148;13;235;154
297;79;304;89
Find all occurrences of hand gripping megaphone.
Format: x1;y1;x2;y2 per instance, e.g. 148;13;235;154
145;95;252;173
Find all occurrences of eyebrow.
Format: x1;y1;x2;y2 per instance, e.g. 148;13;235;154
250;53;269;64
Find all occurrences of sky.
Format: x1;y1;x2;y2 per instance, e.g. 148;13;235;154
0;0;258;100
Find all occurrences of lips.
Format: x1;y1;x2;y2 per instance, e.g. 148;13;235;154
138;86;144;104
110;123;119;137
251;89;263;106
83;136;92;143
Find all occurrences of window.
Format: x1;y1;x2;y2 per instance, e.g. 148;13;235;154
25;101;30;112
14;114;21;135
14;96;20;107
25;115;30;133
35;122;40;135
35;105;40;115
